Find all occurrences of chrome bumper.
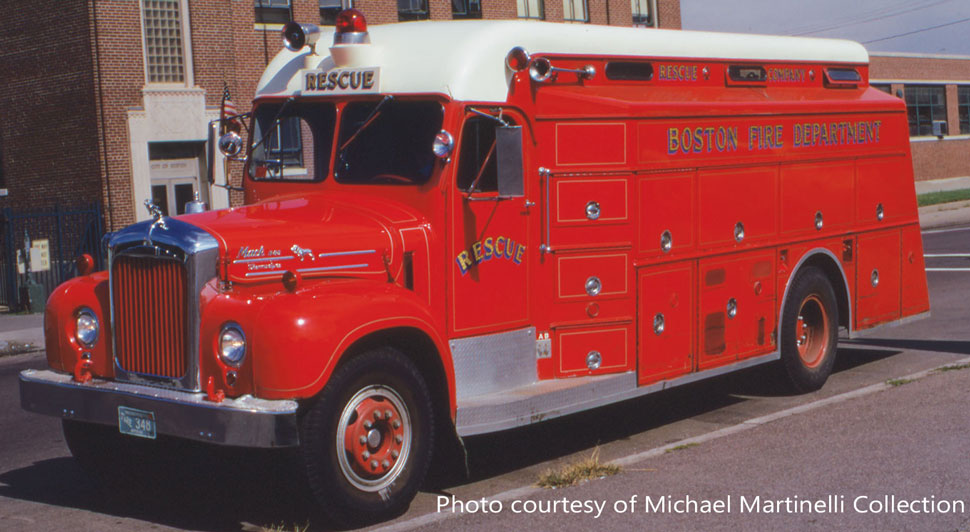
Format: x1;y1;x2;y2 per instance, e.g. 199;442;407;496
19;369;300;448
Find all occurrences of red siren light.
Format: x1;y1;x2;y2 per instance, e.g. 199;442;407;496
506;47;531;72
336;9;367;34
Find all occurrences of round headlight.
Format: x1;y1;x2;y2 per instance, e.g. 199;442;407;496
219;324;246;367
75;308;99;348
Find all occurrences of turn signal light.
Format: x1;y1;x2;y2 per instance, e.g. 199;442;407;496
76;254;95;276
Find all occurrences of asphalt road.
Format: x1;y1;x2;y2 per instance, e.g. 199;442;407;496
1;226;969;532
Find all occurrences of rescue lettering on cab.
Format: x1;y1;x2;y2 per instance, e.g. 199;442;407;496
455;236;525;276
304;68;380;94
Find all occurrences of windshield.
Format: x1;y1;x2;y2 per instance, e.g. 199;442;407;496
335;99;443;185
249;102;335;181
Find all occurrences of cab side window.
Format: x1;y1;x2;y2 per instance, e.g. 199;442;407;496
457;116;499;192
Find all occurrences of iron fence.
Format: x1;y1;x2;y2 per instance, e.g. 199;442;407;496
0;203;105;311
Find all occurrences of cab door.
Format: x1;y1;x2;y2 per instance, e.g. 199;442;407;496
448;108;533;335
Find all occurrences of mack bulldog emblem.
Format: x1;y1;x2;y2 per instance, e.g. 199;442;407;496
291;244;315;261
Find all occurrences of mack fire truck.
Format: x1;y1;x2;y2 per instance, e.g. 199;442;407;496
20;9;929;525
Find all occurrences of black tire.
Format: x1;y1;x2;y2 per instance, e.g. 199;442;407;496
779;266;839;393
300;347;433;527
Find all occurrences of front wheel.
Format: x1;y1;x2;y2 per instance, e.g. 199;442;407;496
300;347;433;527
779;267;839;393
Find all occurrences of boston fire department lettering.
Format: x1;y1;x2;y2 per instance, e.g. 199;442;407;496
668;126;740;155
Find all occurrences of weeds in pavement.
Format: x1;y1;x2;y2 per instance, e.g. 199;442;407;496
537;447;620;489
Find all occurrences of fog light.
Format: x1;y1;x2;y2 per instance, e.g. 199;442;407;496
219;324;246;367
75;308;99;348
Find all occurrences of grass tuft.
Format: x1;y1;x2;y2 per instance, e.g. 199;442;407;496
665;442;701;453
886;378;915;387
935;363;970;373
259;522;309;532
917;189;970;207
537;447;620;489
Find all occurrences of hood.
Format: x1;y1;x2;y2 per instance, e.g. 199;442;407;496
174;192;425;284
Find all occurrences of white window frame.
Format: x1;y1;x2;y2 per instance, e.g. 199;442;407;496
632;0;658;28
139;0;194;87
254;0;292;31
517;0;544;20
562;0;588;23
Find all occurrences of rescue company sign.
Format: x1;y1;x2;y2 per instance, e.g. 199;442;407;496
303;67;381;94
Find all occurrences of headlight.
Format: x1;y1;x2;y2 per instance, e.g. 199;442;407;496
75;308;99;347
219;323;246;367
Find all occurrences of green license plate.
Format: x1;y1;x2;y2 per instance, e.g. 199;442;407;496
118;406;156;439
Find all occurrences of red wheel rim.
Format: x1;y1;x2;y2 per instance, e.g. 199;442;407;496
336;385;411;492
795;294;830;368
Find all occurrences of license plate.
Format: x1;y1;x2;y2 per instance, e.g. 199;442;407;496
118;406;156;439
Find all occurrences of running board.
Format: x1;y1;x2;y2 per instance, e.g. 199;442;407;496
455;351;780;436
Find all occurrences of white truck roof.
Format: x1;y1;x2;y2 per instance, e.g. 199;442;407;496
255;20;870;103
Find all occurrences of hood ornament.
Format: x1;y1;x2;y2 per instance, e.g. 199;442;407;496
144;199;168;247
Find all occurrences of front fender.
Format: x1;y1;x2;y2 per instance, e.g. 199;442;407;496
44;272;113;377
251;279;452;406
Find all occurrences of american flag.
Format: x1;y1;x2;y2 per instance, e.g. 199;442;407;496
220;83;240;133
220;83;237;120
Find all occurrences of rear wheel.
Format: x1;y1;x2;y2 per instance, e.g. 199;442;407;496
780;266;839;393
300;347;433;527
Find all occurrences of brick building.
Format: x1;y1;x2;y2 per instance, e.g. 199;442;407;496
1;0;968;238
870;52;970;186
0;0;680;233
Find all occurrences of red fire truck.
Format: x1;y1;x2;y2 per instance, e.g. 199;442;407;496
20;9;929;525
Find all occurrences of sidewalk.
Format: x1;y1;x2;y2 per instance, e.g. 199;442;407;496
0;312;43;355
0;201;967;356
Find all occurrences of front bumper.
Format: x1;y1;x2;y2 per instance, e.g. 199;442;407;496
20;369;300;448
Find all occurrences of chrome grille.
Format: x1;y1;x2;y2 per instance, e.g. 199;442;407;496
112;255;188;378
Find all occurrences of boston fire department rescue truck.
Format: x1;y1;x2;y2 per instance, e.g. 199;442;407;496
20;9;929;525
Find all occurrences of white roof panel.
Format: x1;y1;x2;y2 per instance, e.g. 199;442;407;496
256;20;869;103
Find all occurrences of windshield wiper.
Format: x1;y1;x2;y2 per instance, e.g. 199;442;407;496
251;97;295;153
338;95;394;155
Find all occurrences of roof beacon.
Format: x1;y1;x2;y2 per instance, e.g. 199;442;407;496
334;9;370;45
329;9;375;68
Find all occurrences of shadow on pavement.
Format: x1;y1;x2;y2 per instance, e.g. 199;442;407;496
841;338;970;356
0;448;326;531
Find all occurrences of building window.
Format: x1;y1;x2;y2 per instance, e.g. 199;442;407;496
959;86;970;135
632;0;654;27
320;0;341;25
453;0;482;19
142;0;185;83
399;0;430;21
562;0;587;23
904;85;946;137
517;0;544;20
255;0;291;25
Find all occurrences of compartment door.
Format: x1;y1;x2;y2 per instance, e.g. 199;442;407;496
856;230;901;329
638;263;694;386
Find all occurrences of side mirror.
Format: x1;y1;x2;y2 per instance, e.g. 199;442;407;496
218;131;244;157
496;125;524;197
